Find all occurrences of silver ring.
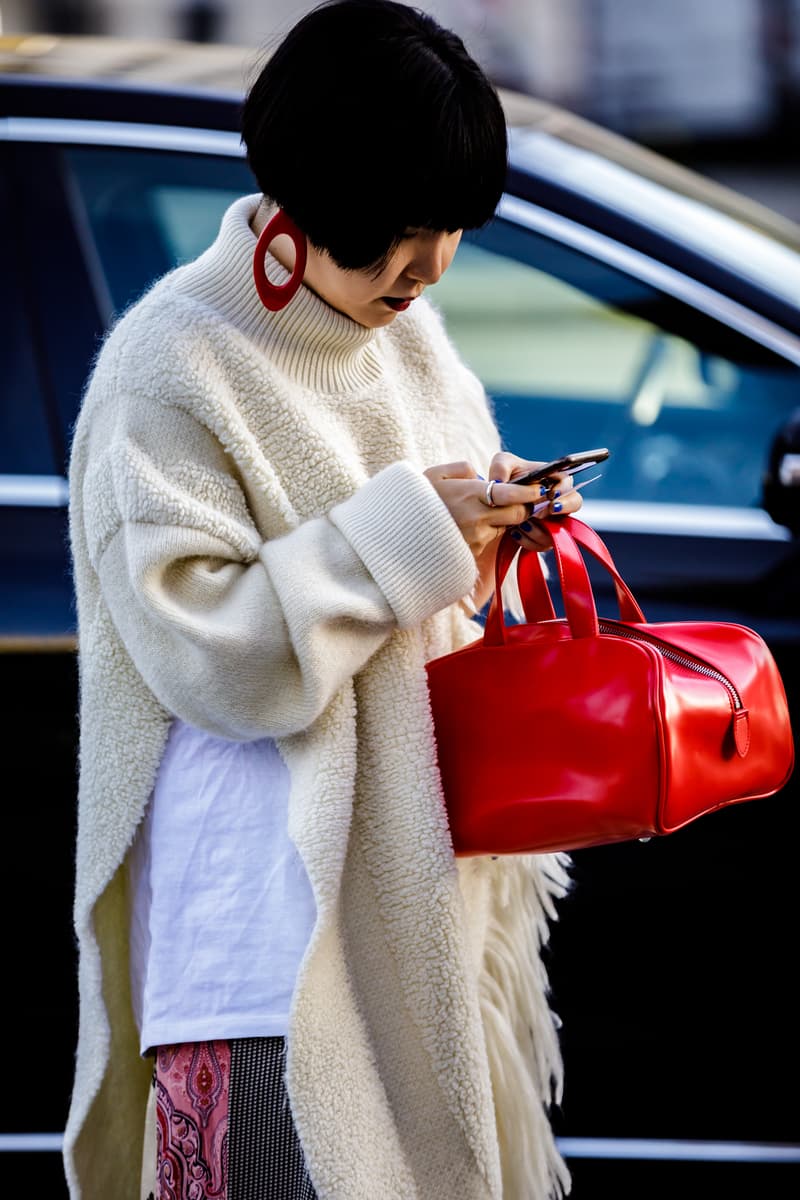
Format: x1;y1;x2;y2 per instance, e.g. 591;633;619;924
484;479;498;507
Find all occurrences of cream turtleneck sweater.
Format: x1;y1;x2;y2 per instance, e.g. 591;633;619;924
65;194;571;1200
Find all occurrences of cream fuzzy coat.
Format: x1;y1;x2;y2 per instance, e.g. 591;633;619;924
65;195;571;1199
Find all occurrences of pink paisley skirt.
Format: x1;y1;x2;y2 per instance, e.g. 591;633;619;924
147;1037;315;1200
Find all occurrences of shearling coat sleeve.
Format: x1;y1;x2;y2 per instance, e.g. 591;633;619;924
72;394;477;741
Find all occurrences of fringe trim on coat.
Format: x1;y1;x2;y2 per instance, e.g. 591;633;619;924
478;853;573;1200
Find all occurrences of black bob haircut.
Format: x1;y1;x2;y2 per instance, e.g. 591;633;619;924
241;0;508;272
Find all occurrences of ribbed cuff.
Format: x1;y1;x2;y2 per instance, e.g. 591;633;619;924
329;461;477;628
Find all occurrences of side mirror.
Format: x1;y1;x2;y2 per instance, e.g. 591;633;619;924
763;410;800;537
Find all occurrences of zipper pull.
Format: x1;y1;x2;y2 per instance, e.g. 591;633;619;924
733;708;750;758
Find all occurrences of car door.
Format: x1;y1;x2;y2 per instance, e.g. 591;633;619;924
429;198;800;1188
0;140;84;643
1;116;257;641
0;114;255;1190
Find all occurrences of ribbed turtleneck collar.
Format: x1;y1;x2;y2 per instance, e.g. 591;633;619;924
177;194;383;393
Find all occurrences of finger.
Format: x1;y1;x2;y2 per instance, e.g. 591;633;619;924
478;477;503;508
425;460;480;483
487;451;518;482
506;525;552;552
549;489;583;516
492;471;571;508
486;501;536;527
542;472;572;501
501;514;549;539
522;530;552;552
486;479;547;509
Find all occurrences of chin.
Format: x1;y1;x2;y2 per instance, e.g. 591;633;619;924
370;309;399;328
345;301;400;329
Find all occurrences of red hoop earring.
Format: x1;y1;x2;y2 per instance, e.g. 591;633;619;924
253;209;308;311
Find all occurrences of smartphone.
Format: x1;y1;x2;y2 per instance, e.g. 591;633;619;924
510;447;610;488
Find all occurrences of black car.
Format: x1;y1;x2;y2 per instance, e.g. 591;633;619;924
2;34;798;1198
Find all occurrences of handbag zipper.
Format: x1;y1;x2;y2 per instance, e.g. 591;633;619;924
598;619;745;713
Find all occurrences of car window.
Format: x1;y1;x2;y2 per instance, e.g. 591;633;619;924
64;146;256;314
430;223;800;509
0;148;58;475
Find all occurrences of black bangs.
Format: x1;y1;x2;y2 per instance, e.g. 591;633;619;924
310;110;507;273
241;0;508;272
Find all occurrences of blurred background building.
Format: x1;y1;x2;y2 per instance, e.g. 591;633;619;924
2;0;799;216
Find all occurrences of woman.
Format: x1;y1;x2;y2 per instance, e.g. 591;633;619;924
64;3;581;1198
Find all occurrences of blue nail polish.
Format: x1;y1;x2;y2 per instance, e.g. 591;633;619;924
510;529;522;540
539;485;548;497
520;521;532;531
476;474;485;481
552;502;563;513
553;490;561;499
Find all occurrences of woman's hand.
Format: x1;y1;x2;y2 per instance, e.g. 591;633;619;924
488;450;584;551
424;452;584;560
424;460;527;560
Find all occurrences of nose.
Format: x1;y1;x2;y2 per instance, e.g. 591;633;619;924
406;230;461;285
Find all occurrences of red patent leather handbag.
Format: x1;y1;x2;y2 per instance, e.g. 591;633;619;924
426;516;794;856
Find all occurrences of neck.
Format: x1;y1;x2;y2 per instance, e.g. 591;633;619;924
182;195;383;393
249;196;270;237
251;197;296;274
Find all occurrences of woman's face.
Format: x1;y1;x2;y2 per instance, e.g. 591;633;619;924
273;226;463;328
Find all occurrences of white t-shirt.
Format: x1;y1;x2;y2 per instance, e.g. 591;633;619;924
127;719;316;1055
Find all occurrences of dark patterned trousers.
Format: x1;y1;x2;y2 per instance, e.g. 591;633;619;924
149;1036;317;1200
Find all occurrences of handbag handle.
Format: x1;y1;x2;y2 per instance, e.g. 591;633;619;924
551;518;646;625
484;516;646;645
516;543;558;623
483;524;588;643
483;533;544;644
